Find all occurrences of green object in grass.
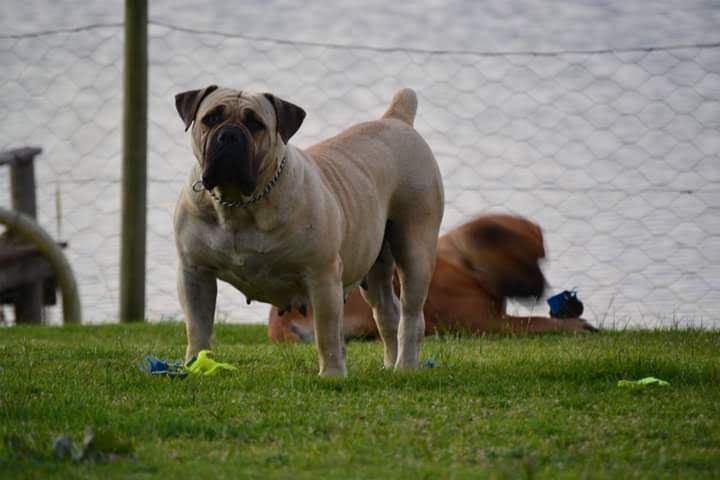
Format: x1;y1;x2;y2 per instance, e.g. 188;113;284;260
184;350;237;376
617;377;670;388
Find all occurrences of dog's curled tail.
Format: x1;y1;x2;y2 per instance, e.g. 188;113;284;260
382;88;417;126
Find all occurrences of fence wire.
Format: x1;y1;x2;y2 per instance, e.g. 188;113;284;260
1;22;719;327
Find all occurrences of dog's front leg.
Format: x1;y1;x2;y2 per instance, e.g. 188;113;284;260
178;265;218;362
307;259;346;377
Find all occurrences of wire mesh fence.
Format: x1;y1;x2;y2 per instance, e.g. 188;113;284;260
1;21;718;327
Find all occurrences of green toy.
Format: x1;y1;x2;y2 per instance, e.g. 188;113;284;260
617;377;670;388
184;350;237;376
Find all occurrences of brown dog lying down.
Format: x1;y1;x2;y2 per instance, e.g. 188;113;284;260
268;214;596;342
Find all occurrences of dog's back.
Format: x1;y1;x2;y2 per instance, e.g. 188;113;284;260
297;89;444;291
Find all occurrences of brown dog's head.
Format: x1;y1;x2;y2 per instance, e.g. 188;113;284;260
174;86;305;195
444;214;547;300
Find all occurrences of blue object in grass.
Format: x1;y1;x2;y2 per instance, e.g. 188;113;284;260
422;358;436;368
140;355;187;378
547;289;584;319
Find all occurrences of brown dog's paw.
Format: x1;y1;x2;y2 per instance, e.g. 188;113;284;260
556;317;599;333
576;318;599;333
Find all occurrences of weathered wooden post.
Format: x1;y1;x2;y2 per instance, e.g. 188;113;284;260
119;0;148;322
5;147;43;323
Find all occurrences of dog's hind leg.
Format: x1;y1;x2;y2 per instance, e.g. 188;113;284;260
360;227;400;368
389;220;440;370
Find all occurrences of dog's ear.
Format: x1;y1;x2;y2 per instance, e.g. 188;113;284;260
472;221;512;247
263;93;306;143
470;216;545;258
175;85;218;132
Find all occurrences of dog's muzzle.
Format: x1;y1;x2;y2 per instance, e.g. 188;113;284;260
501;265;547;300
203;125;256;194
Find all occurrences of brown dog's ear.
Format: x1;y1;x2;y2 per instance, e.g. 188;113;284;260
263;93;306;143
470;216;545;258
175;85;219;131
472;221;512;246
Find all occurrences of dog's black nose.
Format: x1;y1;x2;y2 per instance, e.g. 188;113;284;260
217;127;240;145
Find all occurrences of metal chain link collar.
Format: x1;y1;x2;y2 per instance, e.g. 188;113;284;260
192;154;287;208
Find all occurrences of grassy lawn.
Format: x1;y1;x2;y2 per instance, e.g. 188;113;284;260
1;323;718;479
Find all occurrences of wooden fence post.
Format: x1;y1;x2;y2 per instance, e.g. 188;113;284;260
119;0;148;322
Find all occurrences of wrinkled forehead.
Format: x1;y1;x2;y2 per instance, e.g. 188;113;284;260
197;87;275;122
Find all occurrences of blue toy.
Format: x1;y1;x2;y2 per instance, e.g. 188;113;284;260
547;289;584;318
140;355;187;378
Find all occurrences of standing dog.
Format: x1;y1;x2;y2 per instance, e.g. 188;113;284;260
268;214;596;342
174;86;444;376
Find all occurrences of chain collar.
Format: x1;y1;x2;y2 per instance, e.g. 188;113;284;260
192;154;287;208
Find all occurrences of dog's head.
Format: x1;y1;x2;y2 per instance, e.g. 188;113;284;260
445;214;547;300
174;86;305;195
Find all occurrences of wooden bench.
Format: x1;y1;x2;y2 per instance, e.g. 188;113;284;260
0;147;64;324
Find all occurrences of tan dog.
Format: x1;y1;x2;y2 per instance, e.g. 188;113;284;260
174;86;444;376
268;214;596;341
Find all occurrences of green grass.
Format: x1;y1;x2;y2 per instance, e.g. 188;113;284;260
1;324;719;479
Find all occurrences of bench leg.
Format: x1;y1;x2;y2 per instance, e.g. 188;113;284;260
14;282;43;324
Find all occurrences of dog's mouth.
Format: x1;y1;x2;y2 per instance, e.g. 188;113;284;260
202;125;257;195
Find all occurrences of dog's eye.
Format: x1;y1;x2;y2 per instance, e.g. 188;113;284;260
244;113;265;133
202;109;224;128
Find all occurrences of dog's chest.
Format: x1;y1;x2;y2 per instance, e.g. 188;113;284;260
208;227;308;304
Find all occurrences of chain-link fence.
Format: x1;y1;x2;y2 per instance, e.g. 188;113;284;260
1;21;718;327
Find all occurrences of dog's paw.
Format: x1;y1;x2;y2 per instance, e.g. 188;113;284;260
573;317;599;333
319;364;348;378
583;321;599;332
394;357;420;371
